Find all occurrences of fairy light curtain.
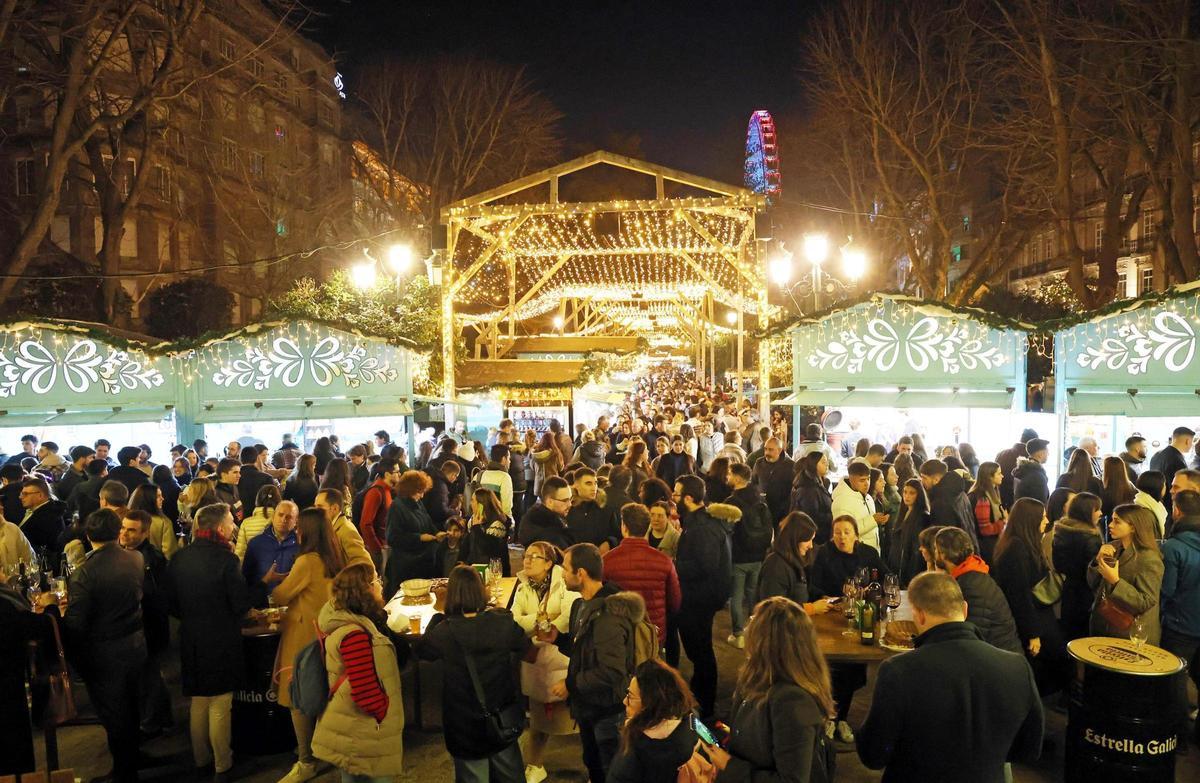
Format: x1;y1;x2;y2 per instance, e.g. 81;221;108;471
1054;282;1200;416
783;295;1029;409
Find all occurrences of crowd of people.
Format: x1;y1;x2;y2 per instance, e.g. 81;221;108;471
1;367;1199;783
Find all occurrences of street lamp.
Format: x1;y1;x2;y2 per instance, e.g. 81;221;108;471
841;247;868;281
725;310;738;326
552;314;564;331
768;251;793;286
802;233;831;312
350;261;377;290
386;244;413;275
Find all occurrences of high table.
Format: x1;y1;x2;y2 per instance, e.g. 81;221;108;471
233;624;297;755
810;591;913;663
383;576;518;730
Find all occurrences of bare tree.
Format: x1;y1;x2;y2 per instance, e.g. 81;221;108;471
352;56;563;228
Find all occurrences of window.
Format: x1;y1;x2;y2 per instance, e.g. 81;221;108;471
14;159;34;195
249;57;264;79
220;38;236;61
319;141;333;166
1142;208;1155;240
248;104;264;133
119;159;136;198
1117;271;1128;296
249;151;264;176
1141;267;1154;294
15;101;33;131
154;165;170;200
275;74;288;93
217;94;235;121
275;218;287;236
274;122;286;141
1094;221;1104;250
317;101;333;126
221;138;237;169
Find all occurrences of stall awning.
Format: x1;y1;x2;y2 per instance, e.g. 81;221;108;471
16;406;176;426
411;395;482;409
775;388;1016;409
1065;389;1200;417
195;399;413;424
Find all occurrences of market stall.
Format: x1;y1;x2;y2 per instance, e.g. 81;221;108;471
179;321;418;454
0;321;177;454
1053;283;1200;455
777;295;1042;464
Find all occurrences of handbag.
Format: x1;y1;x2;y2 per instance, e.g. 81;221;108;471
39;613;77;726
676;741;717;783
448;619;526;748
1032;570;1064;606
1096;591;1136;635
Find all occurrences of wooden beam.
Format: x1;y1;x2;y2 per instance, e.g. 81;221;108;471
446;197;759;222
681;211;760;291
448;214;530;298
676;251;743;310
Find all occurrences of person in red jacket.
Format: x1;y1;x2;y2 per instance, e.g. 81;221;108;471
601;502;681;639
359;458;400;573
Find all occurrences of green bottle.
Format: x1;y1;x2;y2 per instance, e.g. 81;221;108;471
858;599;876;646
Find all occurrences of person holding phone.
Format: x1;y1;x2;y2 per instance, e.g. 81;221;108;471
705;596;835;782
607;659;700;783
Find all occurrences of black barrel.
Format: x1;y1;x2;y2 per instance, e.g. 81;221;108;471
1065;637;1185;782
231;630;296;755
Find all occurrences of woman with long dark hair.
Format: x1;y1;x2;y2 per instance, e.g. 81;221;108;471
320;458;353;503
130;483;179;559
1051;492;1103;642
153;463;183;526
313;436;336;478
622;439;652;496
993;497;1066;694
272;507;345;783
638;477;673;510
532;432;564;498
1088;504;1164;644
756;512;832;618
416;565;530;781
460;487;511;576
967;461;1007;563
1133;470;1168;538
706;597;835;783
790;451;833;544
1100;455;1138;522
889;478;931;585
893;452;917;487
1057;448;1102;495
703;456;732;509
958;442;979;477
284;453;320;510
607;660;699;783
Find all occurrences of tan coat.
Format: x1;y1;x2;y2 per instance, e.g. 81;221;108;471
271;552;334;707
312;603;404;776
330;514;375;576
149;513;179;559
0;520;35;572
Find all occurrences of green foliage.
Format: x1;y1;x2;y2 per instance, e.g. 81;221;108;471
144;279;234;339
975;284;1081;324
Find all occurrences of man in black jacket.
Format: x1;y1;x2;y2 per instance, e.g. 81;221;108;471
62;509;147;783
1152;426;1196;516
546;543;637;783
54;445;95;504
671;474;732;720
17;477;66;554
237;446;278;518
1013;439;1051;505
933;527;1022;655
752;438;793;525
119;510;173;737
566;467;621;552
857;571;1043;782
725;463;772;648
919;459;980;551
68;459;110;521
517;477;575;550
107;446;152;496
602;465;635;514
166;503;250;781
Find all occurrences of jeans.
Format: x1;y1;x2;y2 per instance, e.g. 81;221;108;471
189;693;233;773
85;635;146;783
452;742;524;783
578;711;623;783
730;562;762;635
290;709;316;764
830;663;867;722
141;649;173;732
676;603;719;718
1159;626;1200;743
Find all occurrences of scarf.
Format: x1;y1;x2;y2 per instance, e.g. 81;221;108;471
194;527;232;550
950;554;990;579
525;572;552;601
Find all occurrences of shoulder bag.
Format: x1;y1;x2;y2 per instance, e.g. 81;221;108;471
38;613;77;725
1096;589;1135;635
448;618;526;748
1032;570;1064;605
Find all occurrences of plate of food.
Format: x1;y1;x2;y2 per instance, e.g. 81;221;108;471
880;620;917;652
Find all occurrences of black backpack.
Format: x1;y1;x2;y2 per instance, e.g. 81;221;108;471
350;484;385;532
734;500;774;558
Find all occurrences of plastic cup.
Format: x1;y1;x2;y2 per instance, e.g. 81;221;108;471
409;614;422;634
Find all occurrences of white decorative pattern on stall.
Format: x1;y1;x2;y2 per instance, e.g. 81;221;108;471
211;334;398;390
1075;311;1196;376
808;316;1009;375
0;339;165;396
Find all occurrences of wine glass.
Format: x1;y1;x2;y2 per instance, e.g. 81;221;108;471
488;558;503;585
1129;618;1147;650
842;579;859;636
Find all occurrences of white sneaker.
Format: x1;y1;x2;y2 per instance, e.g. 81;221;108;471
278;761;318;783
836;720;855;743
525;765;548;783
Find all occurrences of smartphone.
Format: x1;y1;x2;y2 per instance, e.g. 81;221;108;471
826;596;843;606
690;714;718;746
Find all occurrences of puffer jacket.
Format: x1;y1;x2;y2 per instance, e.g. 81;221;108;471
790;471;833;544
675;506;733;609
927;470;980;550
831;478;880;552
312;604;404;777
756;550;810;605
602;537;681;637
573;441;605;470
1051;517;1103;642
1012;458;1049;505
1161;515;1200;637
950;556;1023;655
556;584;642;720
726;485;774;564
511;564;579;635
518;503;574;550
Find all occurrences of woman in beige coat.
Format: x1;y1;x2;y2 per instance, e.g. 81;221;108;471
273;507;345;783
312;563;404;782
1087;504;1164;645
512;542;580;783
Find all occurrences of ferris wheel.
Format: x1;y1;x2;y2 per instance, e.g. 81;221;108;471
744;110;781;202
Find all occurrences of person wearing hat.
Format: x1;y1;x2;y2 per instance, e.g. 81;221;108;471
1013;439;1051;504
55;446;96;502
1151;426;1196;516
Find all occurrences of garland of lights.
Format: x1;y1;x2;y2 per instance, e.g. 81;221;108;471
456;349;643;392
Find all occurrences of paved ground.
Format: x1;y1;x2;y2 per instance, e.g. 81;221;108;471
35;600;1199;782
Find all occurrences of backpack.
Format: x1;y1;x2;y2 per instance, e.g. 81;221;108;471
288;628;350;718
734;500;774;558
350;484;384;532
631;616;660;668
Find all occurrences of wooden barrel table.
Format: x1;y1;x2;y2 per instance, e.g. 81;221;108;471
1065;637;1186;782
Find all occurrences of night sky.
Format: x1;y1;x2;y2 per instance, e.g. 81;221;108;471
308;0;821;186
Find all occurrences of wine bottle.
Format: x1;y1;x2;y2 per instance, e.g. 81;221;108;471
858;599;876;646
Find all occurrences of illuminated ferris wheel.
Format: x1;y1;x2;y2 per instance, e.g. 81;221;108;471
744;110;781;203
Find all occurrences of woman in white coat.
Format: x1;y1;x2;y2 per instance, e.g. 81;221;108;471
512;541;580;783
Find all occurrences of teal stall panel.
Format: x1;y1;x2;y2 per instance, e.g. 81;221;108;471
1056;287;1200;416
0;324;174;418
790;297;1028;409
